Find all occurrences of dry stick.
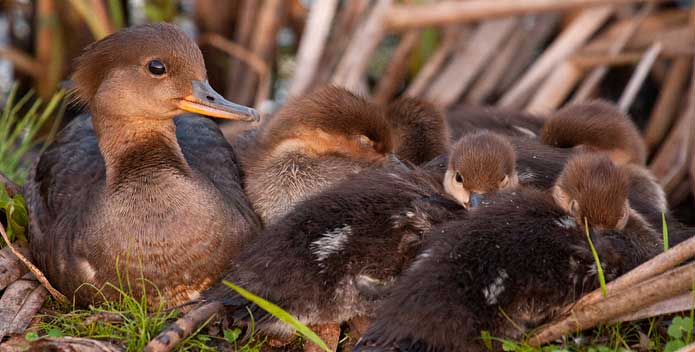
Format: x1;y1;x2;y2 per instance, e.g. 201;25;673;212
289;0;339;96
525;61;584;115
405;27;465;98
497;15;559;93
374;30;421;104
0;47;42;78
529;260;695;346
688;60;695;199
384;0;657;31
0;274;39;339
498;6;613;109
570;52;647;68
226;0;260;102
465;23;526;105
236;0;287;106
332;0;393;93
612;291;694;322
0;243;30;290
0;222;67;303
571;4;653;103
572;235;695;310
144;301;223;352
6;285;48;336
198;33;272;109
425;18;518;107
644;57;692;151
30;336;123;352
649;101;695;192
618;42;663;112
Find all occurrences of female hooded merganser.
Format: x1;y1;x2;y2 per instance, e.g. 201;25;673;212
24;23;261;307
204;165;466;351
353;154;662;352
242;86;398;225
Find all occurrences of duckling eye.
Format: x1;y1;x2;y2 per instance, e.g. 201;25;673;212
147;60;166;76
455;172;463;183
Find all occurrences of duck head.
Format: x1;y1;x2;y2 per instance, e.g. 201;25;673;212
257;85;396;164
552;153;631;231
71;23;258;126
444;131;519;208
541;101;646;165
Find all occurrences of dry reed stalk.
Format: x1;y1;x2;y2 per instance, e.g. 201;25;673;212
313;0;370;90
384;0;656;31
0;222;67;303
529;261;695;346
526;61;583;115
144;301;223;352
497;15;560;94
29;337;123;351
405;27;466;97
425;18;518;107
612;291;695;322
374;30;421;104
643;57;692;151
571;4;653;103
235;0;287;106
227;0;260;102
289;0;339;96
499;6;613;109
649;100;694;192
0;47;42;78
688;60;695;198
332;0;393;93
0;243;30;291
465;24;526;104
618;41;662;112
198;33;272;108
68;0;112;39
36;0;64;99
570;52;647;68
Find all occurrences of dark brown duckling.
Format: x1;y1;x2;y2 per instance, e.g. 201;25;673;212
24;23;260;307
542;100;647;165
386;98;449;165
446;105;545;140
204;165;466;351
242;85;398;225
353;154;662;352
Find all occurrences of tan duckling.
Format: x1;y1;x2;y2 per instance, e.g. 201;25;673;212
242;85;398;225
25;23;260;307
542;100;647;165
353;154;661;352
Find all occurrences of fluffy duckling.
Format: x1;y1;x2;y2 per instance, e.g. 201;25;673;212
204;165;466;351
447;105;545;140
353;154;662;352
25;23;260;307
542;100;647;165
242;86;397;225
386;98;449;165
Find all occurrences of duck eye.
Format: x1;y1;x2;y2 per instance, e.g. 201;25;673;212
455;172;463;183
147;60;166;76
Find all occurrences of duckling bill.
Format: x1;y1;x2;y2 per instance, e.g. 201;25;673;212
25;23;260;307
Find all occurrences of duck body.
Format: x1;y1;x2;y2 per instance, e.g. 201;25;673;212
447;105;545;140
205;166;465;338
25;23;261;307
26;114;259;306
353;188;660;352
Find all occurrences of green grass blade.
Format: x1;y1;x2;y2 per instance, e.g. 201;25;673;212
662;212;669;252
585;218;607;297
223;281;331;352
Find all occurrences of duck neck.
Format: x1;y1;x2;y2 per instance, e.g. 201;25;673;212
93;114;192;192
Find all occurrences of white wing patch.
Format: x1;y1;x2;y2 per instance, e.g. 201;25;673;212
554;216;577;229
483;269;509;305
311;225;352;262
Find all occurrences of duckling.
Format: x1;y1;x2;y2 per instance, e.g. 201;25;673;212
24;23;261;307
542;100;647;165
386;98;449;165
447;105;545;140
353;154;661;352
242;85;397;225
204;165;466;351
